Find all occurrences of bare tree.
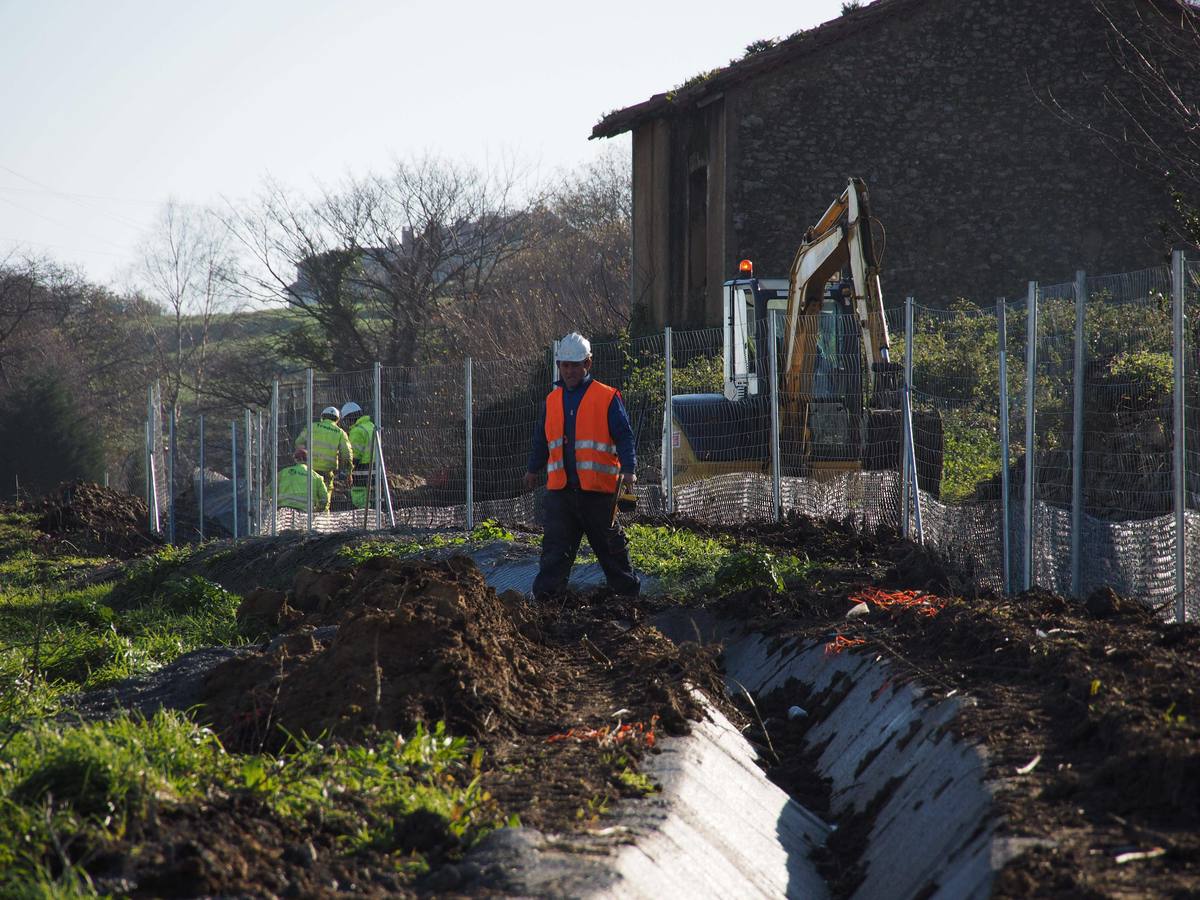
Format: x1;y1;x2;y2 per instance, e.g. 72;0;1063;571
1083;0;1200;246
451;148;633;358
225;155;543;371
0;253;78;387
131;200;239;409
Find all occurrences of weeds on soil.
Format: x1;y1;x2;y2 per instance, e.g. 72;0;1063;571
625;524;812;595
0;711;507;891
336;519;518;564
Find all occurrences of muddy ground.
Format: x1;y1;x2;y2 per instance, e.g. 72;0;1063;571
21;486;1200;896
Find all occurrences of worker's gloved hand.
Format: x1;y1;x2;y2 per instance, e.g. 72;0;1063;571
616;473;637;513
522;472;540;492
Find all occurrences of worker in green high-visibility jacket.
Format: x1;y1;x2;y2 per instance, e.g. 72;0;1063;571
295;406;353;503
340;401;376;509
277;448;330;513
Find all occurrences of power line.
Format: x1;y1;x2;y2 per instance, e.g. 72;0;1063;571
0;194;132;252
0;161;203;231
0;235;128;259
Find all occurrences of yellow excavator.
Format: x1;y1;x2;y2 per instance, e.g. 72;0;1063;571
665;178;943;495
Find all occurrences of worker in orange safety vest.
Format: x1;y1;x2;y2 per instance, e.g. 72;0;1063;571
523;332;639;599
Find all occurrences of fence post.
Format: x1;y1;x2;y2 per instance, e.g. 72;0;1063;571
1173;249;1187;623
901;297;914;537
550;340;559;386
664;327;674;516
145;418;155;534
901;353;924;543
146;386;160;534
271;381;279;537
465;357;474;531
168;402;176;545
305;368;314;533
231;421;239;541
768;315;782;522
997;300;1011;595
198;415;205;541
259;412;266;540
374;428;396;528
374;362;383;529
1071;270;1087;598
244;409;253;536
1024;281;1038;592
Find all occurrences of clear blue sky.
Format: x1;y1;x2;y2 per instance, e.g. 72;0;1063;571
0;0;845;284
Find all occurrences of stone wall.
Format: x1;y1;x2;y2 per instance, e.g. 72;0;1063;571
722;0;1182;312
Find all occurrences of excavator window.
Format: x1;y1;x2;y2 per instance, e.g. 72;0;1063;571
725;284;760;397
743;288;758;377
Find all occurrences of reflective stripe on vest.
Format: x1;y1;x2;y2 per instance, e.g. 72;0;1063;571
544;380;621;492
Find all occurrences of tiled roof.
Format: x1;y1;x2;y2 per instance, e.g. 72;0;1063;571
590;0;926;139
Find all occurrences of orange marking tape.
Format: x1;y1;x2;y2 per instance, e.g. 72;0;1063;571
825;634;867;655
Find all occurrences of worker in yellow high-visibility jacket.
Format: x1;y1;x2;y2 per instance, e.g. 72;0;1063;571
340;401;376;509
277;448;330;512
295;406;353;502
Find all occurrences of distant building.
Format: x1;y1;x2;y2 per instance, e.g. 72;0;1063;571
592;0;1195;329
284;217;521;308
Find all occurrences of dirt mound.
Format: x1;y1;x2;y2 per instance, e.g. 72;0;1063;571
33;481;162;559
201;555;548;752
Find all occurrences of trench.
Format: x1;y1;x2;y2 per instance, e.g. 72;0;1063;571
457;545;1017;900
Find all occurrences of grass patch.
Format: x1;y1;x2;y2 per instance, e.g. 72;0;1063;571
0;713;507;891
625;525;812;594
0;509;109;589
337;519;517;564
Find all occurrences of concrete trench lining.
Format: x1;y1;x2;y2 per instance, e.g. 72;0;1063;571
654;610;1020;900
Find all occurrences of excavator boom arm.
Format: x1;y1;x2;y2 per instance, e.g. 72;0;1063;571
783;178;891;395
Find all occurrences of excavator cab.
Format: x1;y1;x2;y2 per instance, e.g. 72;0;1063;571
806;280;863;463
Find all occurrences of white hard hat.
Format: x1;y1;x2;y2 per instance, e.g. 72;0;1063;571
321;405;340;419
341;401;362;418
556;332;592;363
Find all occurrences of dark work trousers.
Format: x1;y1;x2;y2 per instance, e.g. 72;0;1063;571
533;487;640;598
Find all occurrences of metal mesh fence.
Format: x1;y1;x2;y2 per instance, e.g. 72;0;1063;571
142;258;1200;620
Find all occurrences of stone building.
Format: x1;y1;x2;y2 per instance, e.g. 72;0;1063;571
592;0;1194;329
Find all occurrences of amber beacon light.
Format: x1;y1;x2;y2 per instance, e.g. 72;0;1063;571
738;259;754;276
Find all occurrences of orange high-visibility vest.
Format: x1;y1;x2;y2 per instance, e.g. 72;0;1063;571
545;381;621;492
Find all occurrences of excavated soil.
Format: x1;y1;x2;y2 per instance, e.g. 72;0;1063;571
32;481;163;559
85;554;723;897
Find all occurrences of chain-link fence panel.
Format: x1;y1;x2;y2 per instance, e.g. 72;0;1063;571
666;325;775;522
897;301;1006;592
140;262;1200;621
374;362;467;529
473;351;551;529
1185;259;1200;621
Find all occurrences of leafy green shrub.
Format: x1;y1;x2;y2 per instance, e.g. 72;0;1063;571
625;525;728;590
1108;350;1173;399
713;549;808;594
158;574;237;614
625;525;810;594
469;519;514;542
940;416;1003;502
